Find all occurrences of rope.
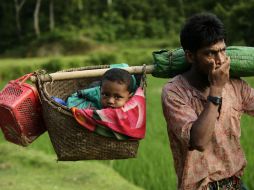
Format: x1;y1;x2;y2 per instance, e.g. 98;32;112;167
169;50;173;70
140;64;147;95
34;70;61;112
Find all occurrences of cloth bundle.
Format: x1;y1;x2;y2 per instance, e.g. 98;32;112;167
152;46;254;78
65;63;145;140
71;87;146;140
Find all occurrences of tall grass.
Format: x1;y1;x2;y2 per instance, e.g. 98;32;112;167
241;115;254;189
240;77;254;190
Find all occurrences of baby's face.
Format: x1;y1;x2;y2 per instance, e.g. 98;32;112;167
101;80;131;108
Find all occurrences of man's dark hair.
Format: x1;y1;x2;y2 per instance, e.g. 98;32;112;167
101;68;133;92
180;13;226;52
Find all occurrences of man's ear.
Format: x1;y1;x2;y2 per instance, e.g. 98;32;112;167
185;50;195;64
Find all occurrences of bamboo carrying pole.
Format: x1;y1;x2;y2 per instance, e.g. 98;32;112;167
30;65;155;82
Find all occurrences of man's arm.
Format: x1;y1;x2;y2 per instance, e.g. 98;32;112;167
189;57;230;151
189;87;221;151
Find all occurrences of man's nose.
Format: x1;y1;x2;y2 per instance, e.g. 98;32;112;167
215;52;225;65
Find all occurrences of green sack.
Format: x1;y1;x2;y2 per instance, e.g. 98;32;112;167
152;46;254;78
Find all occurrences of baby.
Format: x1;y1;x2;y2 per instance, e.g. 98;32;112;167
68;68;137;140
100;68;134;108
66;68;136;110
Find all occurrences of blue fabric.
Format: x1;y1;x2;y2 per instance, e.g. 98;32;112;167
52;96;67;106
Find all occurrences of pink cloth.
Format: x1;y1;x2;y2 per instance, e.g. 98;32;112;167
161;75;254;190
72;87;146;139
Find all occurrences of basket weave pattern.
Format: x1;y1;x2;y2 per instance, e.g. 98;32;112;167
37;66;142;160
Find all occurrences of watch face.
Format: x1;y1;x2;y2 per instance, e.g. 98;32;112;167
207;96;222;105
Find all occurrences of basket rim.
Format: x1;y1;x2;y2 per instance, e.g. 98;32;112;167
36;65;112;115
36;65;147;115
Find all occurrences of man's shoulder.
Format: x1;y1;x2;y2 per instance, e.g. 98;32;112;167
162;74;189;100
229;77;243;83
162;75;187;91
228;77;248;88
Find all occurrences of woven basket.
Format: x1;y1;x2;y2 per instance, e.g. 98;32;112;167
36;65;146;161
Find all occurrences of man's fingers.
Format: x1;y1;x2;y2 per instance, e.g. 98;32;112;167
208;60;216;83
209;60;216;72
219;56;230;71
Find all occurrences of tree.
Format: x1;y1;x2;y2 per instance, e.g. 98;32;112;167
227;1;254;45
49;0;55;31
34;0;41;37
14;0;27;38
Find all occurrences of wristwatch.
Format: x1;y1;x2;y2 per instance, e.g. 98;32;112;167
207;95;222;106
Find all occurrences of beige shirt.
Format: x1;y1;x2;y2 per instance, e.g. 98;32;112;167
161;75;254;190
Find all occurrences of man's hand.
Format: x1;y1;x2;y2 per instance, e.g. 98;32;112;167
208;56;230;96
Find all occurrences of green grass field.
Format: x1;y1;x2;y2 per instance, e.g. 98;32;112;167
0;56;254;190
0;142;143;190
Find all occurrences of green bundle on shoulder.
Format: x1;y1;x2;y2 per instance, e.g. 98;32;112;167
152;46;254;78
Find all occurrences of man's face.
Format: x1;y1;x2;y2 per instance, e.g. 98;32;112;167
189;40;227;76
100;80;131;108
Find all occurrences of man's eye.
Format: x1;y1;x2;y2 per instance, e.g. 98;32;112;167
220;48;226;54
207;51;214;57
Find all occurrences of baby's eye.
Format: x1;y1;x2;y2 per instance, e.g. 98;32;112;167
114;95;123;100
101;93;109;97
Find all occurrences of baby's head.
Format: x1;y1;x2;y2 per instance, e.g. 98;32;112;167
101;68;133;108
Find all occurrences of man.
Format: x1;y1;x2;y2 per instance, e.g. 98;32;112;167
161;13;252;190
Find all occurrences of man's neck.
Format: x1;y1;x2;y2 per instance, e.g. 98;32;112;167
183;69;210;96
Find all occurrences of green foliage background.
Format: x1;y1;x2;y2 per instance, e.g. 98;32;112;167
1;0;254;56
